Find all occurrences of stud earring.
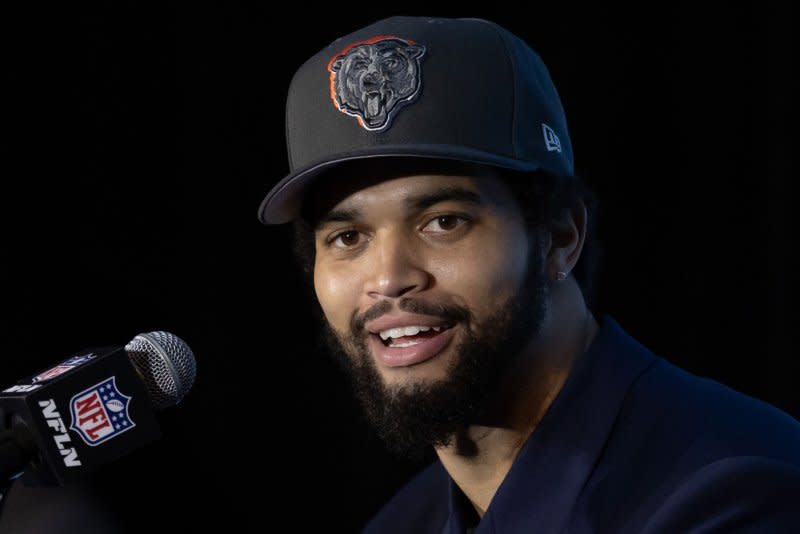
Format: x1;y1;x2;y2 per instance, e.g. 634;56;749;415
556;271;568;281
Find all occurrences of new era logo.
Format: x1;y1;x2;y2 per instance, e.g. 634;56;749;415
542;124;562;153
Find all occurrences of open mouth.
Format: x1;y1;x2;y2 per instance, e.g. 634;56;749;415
376;324;455;348
363;91;384;119
366;319;460;368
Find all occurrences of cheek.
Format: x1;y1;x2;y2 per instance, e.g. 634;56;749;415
431;226;530;308
313;259;360;332
492;228;531;287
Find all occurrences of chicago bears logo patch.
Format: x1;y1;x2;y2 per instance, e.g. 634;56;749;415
328;35;426;132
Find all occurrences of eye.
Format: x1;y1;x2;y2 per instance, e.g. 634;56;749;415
329;230;362;248
421;215;469;234
382;58;399;70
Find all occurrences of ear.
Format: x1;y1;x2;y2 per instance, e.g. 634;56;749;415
405;44;424;59
546;199;587;281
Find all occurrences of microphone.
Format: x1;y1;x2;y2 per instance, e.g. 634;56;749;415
0;331;197;486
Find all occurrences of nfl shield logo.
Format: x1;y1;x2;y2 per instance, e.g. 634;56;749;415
33;353;97;383
69;376;136;446
33;365;75;383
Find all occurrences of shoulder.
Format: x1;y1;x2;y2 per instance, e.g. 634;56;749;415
576;350;800;531
588;316;800;463
621;355;800;463
362;461;451;534
640;455;800;532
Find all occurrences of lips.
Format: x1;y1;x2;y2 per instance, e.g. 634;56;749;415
368;325;457;368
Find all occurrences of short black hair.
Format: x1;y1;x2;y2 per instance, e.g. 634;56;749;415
289;161;602;308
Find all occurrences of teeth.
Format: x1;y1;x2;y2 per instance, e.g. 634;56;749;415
379;325;438;341
391;339;423;348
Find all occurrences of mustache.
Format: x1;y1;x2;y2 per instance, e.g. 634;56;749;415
352;298;472;334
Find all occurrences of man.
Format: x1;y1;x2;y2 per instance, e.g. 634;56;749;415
258;16;800;533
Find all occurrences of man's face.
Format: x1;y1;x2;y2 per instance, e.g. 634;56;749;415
310;161;550;456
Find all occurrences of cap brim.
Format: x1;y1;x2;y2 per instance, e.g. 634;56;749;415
257;144;542;224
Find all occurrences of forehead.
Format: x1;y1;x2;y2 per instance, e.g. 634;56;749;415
350;42;401;57
303;158;515;223
350;45;373;58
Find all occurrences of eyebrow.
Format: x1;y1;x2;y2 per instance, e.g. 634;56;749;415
315;186;483;229
316;208;361;227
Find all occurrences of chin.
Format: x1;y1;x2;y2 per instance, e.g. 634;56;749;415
375;356;454;387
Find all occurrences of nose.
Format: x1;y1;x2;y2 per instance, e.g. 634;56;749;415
363;70;380;88
364;231;431;300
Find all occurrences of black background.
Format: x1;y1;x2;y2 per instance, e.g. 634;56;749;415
1;3;796;532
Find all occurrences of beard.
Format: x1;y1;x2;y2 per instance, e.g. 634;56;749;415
320;239;550;459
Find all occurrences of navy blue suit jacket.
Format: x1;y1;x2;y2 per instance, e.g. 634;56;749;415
363;316;800;533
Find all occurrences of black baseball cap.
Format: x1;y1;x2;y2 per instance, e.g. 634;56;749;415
258;15;574;225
